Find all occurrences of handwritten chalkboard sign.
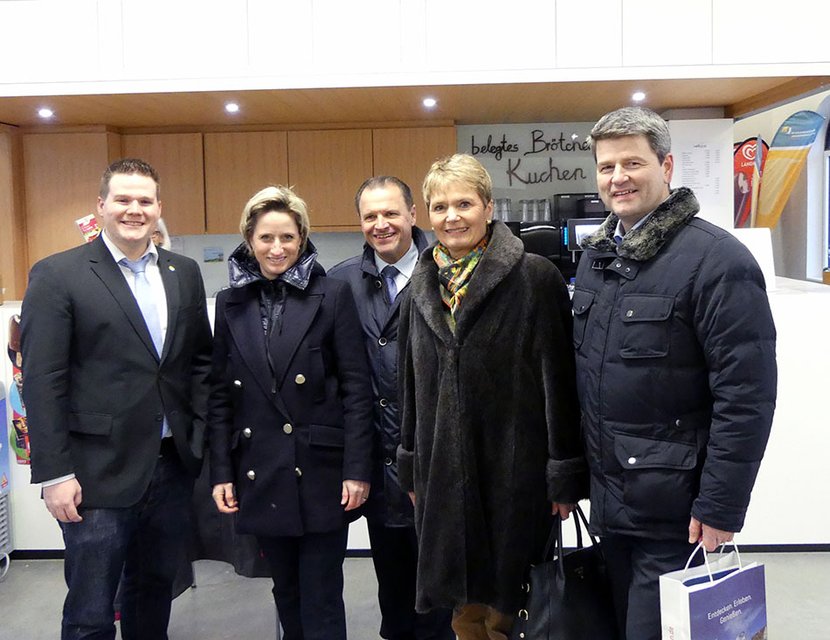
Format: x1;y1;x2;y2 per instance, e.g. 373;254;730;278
458;123;596;199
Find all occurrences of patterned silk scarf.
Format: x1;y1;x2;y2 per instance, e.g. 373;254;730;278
433;231;490;325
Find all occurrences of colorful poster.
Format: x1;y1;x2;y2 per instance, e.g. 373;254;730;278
754;110;825;228
733;137;768;228
7;315;29;464
0;389;9;494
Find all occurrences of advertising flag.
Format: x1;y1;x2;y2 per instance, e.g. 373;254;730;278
749;134;764;228
733;136;768;228
754;110;825;228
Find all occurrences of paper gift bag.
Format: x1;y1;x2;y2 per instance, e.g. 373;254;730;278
660;543;767;640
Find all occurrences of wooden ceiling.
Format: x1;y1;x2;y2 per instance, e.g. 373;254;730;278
1;76;827;131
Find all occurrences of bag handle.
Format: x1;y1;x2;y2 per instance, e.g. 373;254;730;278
683;541;744;583
539;504;598;562
524;505;601;597
572;504;601;549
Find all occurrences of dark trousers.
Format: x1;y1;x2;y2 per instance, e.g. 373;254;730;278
257;527;349;640
59;446;193;640
367;520;454;640
601;534;700;640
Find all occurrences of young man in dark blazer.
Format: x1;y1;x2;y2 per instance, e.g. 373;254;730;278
21;158;213;639
329;176;453;640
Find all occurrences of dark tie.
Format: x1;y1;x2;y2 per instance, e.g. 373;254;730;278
120;255;163;356
381;265;399;304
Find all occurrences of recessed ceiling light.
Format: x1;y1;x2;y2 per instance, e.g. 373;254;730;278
422;97;437;109
38;107;54;119
631;91;646;102
225;102;240;114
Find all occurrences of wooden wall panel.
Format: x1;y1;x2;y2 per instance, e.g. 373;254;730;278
287;129;373;230
372;127;457;228
121;133;205;235
204;131;288;234
107;131;124;163
0;127;27;299
22;132;112;267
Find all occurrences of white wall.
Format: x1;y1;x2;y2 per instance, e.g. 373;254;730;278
1;0;829;97
743;278;830;545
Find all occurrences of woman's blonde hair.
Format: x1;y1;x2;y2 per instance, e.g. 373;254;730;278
422;154;493;210
240;185;310;252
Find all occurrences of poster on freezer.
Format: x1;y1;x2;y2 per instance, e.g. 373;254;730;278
1;387;10;494
7;315;29;464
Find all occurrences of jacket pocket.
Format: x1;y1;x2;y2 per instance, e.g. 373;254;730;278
68;412;112;436
571;289;594;349
619;294;673;359
614;432;697;524
309;424;345;449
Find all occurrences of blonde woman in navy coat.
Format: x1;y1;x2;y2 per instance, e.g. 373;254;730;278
209;185;374;640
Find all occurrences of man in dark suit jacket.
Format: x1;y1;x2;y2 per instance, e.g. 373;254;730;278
328;176;453;640
21;158;213;639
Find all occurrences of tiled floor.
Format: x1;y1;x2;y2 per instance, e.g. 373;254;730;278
0;552;828;638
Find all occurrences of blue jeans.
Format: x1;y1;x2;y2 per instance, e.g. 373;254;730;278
59;449;193;640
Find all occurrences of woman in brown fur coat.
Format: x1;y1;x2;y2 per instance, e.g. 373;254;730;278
397;154;588;639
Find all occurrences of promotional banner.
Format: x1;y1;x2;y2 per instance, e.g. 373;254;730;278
754;110;825;228
733;136;768;228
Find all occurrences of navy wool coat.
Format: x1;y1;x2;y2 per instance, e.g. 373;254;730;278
209;262;374;537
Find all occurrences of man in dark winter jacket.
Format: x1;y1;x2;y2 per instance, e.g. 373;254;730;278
329;177;453;640
573;107;777;640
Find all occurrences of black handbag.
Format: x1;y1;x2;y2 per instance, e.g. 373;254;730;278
509;505;619;640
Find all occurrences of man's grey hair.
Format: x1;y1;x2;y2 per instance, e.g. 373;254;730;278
588;107;671;163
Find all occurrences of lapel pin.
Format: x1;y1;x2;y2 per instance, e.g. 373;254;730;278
168;265;176;271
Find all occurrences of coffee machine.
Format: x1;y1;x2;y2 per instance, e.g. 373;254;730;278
499;192;608;282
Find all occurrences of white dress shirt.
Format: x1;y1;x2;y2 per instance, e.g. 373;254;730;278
102;231;169;343
374;239;420;293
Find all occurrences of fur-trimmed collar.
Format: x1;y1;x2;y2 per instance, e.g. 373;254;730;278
410;221;523;341
580;187;699;261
